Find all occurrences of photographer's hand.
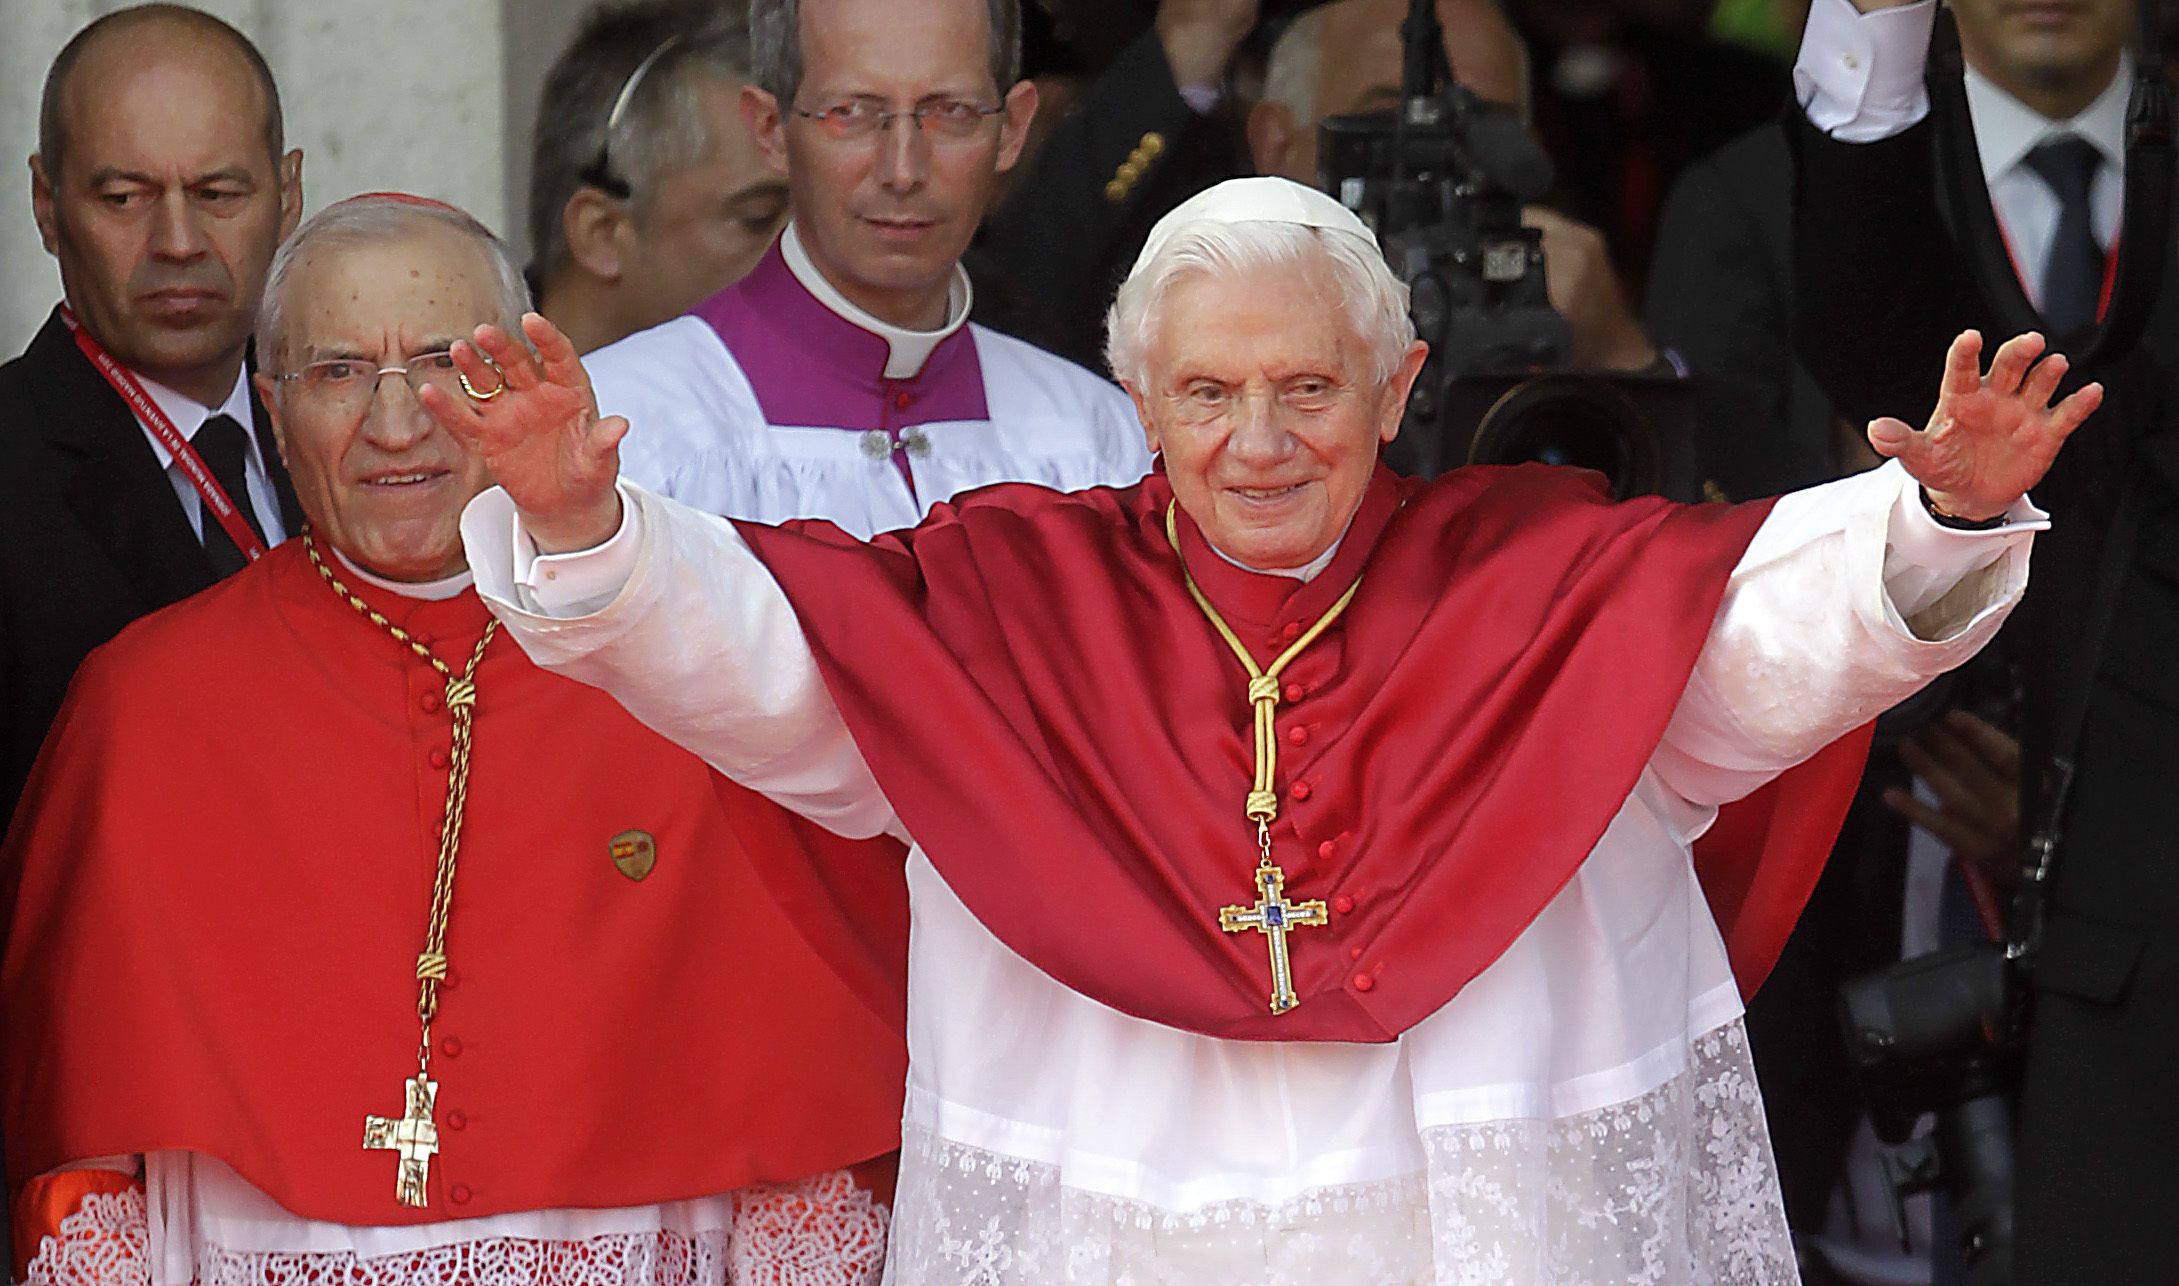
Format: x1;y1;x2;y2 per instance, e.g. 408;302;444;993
1868;329;2101;522
1884;711;2023;890
1438;0;1530;113
1523;206;1658;372
1158;0;1260;94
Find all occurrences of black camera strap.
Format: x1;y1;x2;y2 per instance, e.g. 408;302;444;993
2008;476;2146;966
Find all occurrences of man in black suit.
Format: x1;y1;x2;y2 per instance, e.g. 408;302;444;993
1788;0;2177;1277
0;4;303;834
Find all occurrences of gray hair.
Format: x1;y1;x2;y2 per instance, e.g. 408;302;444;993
529;1;757;277
1104;220;1416;392
748;0;1021;108
1260;7;1328;129
259;196;529;370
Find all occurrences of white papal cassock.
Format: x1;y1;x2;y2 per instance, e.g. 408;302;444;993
585;224;1151;537
461;457;2034;1284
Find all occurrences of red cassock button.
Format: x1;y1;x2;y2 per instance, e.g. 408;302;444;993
440;1037;463;1058
1332;895;1355;915
440;969;460;991
1280;621;1303;643
449;1184;472;1205
1283;682;1305;704
419;691;441;713
445;1110;467;1131
1317;840;1337;861
1350;946;1364;960
1351;973;1375;993
1287;725;1310;747
894;391;912;410
428;748;450;769
1289;780;1312;801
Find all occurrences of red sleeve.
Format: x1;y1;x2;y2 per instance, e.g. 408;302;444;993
1693;725;1877;999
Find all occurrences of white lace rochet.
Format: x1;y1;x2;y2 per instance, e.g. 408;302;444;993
24;1168;886;1286
884;1020;1795;1285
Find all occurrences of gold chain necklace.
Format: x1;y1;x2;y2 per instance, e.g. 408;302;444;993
305;530;497;1207
1164;502;1360;1014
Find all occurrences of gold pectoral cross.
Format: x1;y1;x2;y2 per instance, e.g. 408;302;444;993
1220;860;1329;1014
363;1074;440;1208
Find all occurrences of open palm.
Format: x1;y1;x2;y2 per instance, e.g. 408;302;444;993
418;313;627;551
1868;330;2102;522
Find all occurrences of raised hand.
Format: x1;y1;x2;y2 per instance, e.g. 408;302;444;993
1867;330;2102;522
417;312;627;553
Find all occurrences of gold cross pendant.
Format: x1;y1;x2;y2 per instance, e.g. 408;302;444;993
1219;861;1329;1014
363;1074;441;1208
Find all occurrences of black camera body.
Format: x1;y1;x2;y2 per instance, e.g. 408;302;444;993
1311;5;1699;499
1839;944;2019;1283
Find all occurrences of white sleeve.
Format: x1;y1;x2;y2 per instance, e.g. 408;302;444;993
1651;459;2042;808
459;484;901;841
1794;0;1937;141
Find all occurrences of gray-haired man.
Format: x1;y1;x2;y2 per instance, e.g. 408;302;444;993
530;0;789;355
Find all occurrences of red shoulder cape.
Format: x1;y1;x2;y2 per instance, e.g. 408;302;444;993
2;542;908;1224
738;463;1870;1043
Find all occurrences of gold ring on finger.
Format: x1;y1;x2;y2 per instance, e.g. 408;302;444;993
459;369;505;401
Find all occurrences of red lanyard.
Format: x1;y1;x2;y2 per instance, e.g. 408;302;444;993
59;305;267;563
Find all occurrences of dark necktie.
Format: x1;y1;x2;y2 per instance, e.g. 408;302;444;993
2022;136;2106;335
192;414;266;578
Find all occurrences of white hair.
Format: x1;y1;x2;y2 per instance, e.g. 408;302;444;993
1104;219;1415;392
1261;7;1328;128
258;196;530;370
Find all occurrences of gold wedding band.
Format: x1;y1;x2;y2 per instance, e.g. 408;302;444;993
459;369;505;401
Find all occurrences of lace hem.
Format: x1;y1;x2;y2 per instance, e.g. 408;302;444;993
25;1187;152;1286
884;1019;1796;1284
25;1169;886;1286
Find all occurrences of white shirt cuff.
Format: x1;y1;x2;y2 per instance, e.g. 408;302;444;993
512;484;647;619
1794;0;1935;141
1881;472;2047;623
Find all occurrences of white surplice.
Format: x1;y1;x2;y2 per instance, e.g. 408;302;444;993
462;460;2038;1284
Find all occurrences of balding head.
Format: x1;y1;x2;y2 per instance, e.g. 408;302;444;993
39;4;284;183
30;3;301;408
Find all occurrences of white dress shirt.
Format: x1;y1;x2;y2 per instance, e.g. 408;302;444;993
464;461;2037;1283
1794;0;2129;308
134;367;289;547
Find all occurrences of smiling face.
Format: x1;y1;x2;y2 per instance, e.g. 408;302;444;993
1130;254;1426;570
257;223;500;582
32;22;300;406
743;0;1036;329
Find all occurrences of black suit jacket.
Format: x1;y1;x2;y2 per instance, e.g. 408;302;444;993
1646;121;1839;502
1793;106;2179;1283
0;309;300;836
973;26;1251;373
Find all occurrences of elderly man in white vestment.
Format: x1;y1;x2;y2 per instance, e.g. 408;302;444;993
586;0;1150;536
433;178;2097;1283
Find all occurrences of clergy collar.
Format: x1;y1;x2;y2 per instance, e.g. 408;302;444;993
135;365;262;474
331;543;475;601
1169;464;1404;636
1207;532;1346;583
779;221;972;379
1965;53;2131;184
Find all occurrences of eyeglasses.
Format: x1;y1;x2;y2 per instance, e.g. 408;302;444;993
791;97;1007;143
578;34;685;200
275;351;483;416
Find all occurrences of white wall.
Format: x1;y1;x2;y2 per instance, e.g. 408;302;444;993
0;0;591;358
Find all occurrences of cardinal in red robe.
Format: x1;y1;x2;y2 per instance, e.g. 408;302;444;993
2;195;908;1285
438;178;2098;1281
